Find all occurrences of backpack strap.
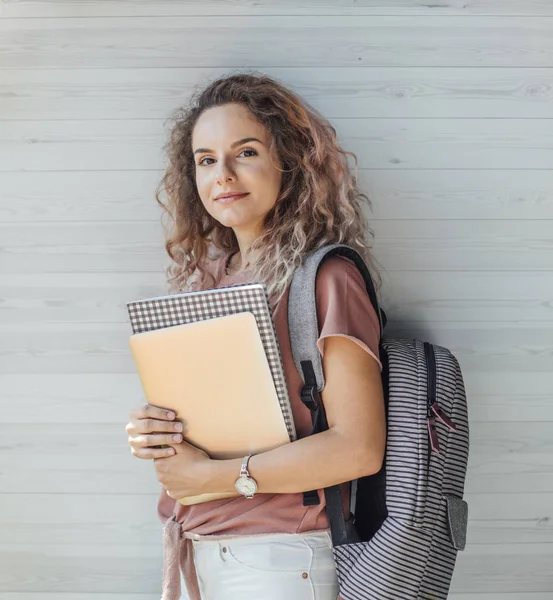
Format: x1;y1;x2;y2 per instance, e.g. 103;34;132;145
288;243;384;546
289;244;383;393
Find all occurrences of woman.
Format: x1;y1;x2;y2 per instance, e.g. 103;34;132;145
126;72;386;600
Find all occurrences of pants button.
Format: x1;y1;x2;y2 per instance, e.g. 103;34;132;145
302;572;308;579
222;547;227;553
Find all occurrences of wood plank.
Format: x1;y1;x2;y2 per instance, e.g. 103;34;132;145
2;220;553;274
0;545;162;593
0;595;160;600
3;0;553;18
2;270;553;325
2;371;551;423
1;491;550;546
450;595;553;600
450;544;553;593
1;16;553;68
0;422;551;494
1;320;553;373
2;169;553;223
0;541;551;593
3;67;553;120
0;596;160;600
3;119;553;171
0;170;164;222
0;494;162;546
1;272;552;324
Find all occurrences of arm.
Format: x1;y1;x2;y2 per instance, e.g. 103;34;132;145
205;333;386;494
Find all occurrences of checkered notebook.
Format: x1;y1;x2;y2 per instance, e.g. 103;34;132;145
127;282;296;442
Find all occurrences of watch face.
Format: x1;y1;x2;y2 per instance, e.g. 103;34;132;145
235;476;257;496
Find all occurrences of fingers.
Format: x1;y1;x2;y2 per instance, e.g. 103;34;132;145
133;417;183;435
130;403;176;423
127;404;184;459
132;432;183;448
131;444;177;460
127;403;183;436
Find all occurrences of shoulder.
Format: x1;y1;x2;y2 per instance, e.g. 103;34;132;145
315;254;365;290
314;254;381;335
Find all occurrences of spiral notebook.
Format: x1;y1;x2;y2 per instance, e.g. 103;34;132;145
126;282;296;505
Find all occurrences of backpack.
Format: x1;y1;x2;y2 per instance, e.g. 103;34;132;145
288;243;470;600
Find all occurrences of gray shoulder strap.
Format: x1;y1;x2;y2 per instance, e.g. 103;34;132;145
288;243;383;391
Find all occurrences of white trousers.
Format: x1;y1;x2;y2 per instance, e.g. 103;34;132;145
180;530;339;600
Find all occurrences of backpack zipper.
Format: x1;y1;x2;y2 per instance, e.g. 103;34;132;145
423;342;457;460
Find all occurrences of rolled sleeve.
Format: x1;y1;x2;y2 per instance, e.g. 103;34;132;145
315;255;382;372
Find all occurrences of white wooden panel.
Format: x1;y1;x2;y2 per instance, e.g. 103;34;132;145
3;371;551;424
0;596;160;600
3;0;553;18
450;544;553;593
0;171;164;223
3;119;553;171
0;595;159;600
2;67;553;120
0;544;162;593
0;374;146;423
0;422;551;495
2;270;553;325
1;492;551;546
0;595;551;600
1;321;552;374
1;540;551;594
2;220;552;274
0;494;162;546
450;595;553;600
2;169;553;223
365;170;553;220
1;320;552;373
1;16;553;69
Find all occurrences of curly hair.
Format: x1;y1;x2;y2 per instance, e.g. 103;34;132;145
155;70;382;305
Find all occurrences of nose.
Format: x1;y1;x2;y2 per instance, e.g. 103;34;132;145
215;158;236;185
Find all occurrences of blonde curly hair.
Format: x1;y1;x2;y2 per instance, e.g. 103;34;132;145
155;71;381;305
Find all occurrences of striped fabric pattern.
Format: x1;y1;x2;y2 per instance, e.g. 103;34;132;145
288;243;470;600
334;338;469;600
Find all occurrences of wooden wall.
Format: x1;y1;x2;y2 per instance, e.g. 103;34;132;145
1;1;552;598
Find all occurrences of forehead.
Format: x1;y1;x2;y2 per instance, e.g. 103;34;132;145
192;103;268;147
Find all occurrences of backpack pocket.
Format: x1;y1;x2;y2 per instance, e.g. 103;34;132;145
380;338;430;529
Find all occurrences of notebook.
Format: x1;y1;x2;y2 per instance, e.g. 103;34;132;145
126;282;296;505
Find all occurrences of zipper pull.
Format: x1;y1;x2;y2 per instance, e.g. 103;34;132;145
430;402;457;431
427;416;440;453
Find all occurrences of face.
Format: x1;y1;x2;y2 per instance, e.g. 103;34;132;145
192;103;283;239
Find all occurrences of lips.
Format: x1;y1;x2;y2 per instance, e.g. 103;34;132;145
215;193;249;204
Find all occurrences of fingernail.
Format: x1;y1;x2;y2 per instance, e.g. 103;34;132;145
174;423;183;432
172;434;182;442
167;411;176;419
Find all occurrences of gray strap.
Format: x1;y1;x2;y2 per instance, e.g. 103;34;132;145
288;243;382;391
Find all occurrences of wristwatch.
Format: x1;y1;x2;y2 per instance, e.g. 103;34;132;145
234;455;258;499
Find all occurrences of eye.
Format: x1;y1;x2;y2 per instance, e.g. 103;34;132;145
196;148;257;167
239;148;258;158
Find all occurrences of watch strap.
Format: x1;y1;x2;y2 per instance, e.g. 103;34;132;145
240;454;252;477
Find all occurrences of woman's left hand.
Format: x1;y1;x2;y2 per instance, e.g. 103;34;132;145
153;439;214;501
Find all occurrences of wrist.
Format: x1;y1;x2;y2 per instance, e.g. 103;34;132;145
205;457;243;494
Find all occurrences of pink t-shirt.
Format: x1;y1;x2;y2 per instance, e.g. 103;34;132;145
158;250;382;596
158;252;382;598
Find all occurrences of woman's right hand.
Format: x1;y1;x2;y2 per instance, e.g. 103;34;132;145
126;404;184;459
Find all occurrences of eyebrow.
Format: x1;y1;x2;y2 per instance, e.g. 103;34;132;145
193;137;264;155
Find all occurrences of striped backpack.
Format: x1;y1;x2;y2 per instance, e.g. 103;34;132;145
288;243;470;600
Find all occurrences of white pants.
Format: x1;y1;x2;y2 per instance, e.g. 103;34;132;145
180;530;339;600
